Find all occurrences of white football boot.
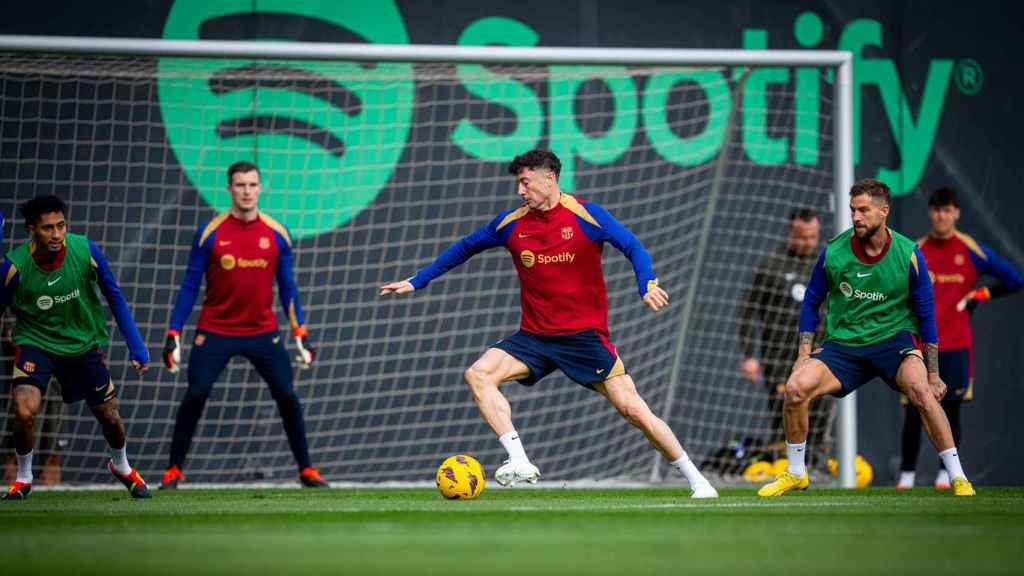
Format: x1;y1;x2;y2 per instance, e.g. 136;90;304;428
495;459;541;486
690;481;719;499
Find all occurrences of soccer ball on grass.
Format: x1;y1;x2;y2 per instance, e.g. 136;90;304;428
436;454;486;500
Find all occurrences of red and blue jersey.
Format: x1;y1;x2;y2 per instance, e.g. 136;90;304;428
167;212;306;338
917;231;1022;351
410;194;657;338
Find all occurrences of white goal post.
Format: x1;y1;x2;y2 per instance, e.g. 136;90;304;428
0;35;855;488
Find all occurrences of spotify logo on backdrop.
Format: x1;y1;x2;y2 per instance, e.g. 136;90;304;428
158;0;414;239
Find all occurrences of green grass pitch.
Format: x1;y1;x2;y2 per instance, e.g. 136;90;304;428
4;486;1022;575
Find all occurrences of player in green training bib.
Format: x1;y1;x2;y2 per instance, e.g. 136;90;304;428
0;196;152;500
758;180;975;497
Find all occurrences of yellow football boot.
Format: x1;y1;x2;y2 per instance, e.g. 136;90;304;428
952;477;976;496
757;471;809;496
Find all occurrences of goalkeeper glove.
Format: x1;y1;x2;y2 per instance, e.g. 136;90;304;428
956;287;991;312
295;337;314;369
163;333;181;373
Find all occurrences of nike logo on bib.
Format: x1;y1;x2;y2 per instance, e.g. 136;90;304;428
856;272;872;278
47;276;62;286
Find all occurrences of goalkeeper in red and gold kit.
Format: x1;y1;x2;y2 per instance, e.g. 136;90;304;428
160;162;326;489
897;187;1022;489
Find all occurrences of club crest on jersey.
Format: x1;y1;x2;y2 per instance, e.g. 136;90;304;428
561;226;574;240
195;334;206;346
954;254;965;266
220;254;236;270
520;250;536;268
22;361;35;373
259;237;271;250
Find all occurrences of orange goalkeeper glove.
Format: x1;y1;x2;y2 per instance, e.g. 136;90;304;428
956;287;991;312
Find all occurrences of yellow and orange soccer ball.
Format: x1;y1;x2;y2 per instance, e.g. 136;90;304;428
436;454;486;500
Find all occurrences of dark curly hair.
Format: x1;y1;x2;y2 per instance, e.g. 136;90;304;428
20;195;67;227
508;149;561;179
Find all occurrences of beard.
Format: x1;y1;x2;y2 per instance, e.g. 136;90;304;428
854;223;881;240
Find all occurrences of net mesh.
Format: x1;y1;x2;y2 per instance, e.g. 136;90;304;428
0;50;838;483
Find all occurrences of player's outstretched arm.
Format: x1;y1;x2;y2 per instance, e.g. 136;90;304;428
379;214;508;297
89;240;149;374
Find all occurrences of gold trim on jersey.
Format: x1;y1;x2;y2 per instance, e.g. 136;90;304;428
559;194;600;227
496;206;529;231
5;263;17;286
954;231;987;261
910;252;920;276
198;212;231;246
259;213;291;247
12;366;30;380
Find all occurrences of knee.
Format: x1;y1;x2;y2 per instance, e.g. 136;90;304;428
618;399;652;430
13;403;35;427
905;382;933;409
464;364;498;397
784;376;814;406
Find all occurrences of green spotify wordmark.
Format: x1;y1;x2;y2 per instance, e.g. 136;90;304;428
159;0;414;239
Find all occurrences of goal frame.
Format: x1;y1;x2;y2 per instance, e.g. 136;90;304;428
0;34;857;488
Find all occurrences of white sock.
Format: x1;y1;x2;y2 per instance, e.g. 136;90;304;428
938;448;965;481
499;431;528;463
898;471;915;487
670;452;708;487
786;442;807;478
15;450;33;484
109;444;131;475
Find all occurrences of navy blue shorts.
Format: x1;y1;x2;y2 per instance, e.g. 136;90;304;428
11;344;116;407
492;330;625;389
811;331;922;398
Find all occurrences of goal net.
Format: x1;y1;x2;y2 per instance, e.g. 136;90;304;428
0;40;849;484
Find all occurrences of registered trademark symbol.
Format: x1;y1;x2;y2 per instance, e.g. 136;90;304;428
955;59;983;95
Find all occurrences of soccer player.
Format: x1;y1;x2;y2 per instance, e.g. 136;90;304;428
897;187;1022;489
379;149;718;498
160;161;327;489
758;179;975;497
739;208;835;465
0;196;151;500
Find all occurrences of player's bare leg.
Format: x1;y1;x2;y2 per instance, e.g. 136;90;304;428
91;398;126;451
4;384;41;500
782;359;842;444
759;359;841;496
595;374;716;498
92;398;151;499
464;348;539;486
11;385;41;456
895;354;973;495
